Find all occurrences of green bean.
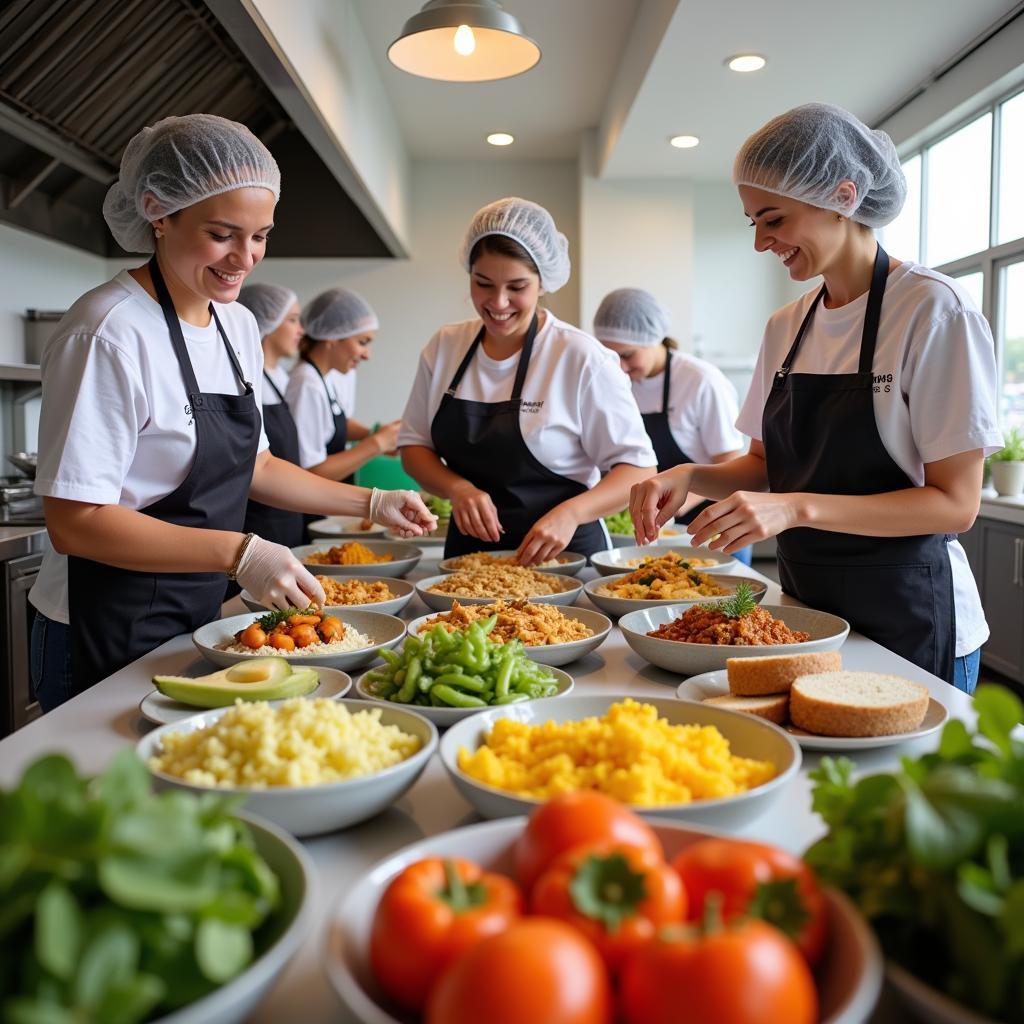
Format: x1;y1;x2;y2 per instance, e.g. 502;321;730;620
405;657;422;692
495;657;514;699
495;692;529;704
379;647;401;666
395;667;418;703
432;684;487;708
433;672;488;693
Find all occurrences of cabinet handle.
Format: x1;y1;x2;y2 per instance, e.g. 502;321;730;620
1018;538;1024;589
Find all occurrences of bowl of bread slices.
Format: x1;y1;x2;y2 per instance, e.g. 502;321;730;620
677;651;949;751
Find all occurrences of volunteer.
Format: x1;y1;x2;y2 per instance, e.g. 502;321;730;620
285;287;401;483
400;196;657;562
593;287;751;565
29;114;435;709
236;282;304;547
631;103;1000;691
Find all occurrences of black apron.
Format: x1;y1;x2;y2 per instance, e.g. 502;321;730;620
241;369;304;548
68;256;261;692
430;315;607;558
300;354;349;540
762;243;956;682
641;349;713;527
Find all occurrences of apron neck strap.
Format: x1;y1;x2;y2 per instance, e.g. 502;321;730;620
445;312;540;401
262;367;286;402
302;352;343;414
661;347;672;413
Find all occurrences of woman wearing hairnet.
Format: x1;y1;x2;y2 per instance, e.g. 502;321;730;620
285;288;401;491
28;114;435;707
593;287;750;564
632;103;1001;690
400;197;657;562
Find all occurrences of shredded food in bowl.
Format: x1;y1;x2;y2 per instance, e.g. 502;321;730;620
597;553;729;601
305;542;392;565
446;552;567;570
317;576;397;605
418;600;592;646
427;566;570;598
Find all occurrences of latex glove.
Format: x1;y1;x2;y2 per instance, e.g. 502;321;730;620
235;536;325;610
369;488;438;538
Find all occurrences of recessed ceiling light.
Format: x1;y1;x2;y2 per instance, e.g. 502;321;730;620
726;53;767;73
487;132;515;146
669;135;700;149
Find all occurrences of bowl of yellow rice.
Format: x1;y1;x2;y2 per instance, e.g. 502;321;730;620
438;695;800;829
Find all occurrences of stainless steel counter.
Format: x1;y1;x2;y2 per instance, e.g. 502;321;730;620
0;524;47;560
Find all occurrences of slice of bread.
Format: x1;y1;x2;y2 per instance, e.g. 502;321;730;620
727;651;843;696
701;693;789;725
789;671;930;737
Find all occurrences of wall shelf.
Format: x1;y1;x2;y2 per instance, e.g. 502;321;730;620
0;364;41;383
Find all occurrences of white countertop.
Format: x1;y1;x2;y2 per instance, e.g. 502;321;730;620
0;553;971;1022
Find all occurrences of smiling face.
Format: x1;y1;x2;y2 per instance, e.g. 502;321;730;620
599;339;664;381
150;186;276;305
469;249;542;340
329;331;375;373
263;302;303;361
739;183;856;281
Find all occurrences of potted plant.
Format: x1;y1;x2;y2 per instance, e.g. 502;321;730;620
989;425;1024;496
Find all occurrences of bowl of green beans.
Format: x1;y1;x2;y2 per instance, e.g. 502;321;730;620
354;619;574;726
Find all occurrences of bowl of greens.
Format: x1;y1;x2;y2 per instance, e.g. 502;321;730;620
0;750;313;1024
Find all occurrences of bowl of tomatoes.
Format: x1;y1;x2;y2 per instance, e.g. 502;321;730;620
324;792;883;1024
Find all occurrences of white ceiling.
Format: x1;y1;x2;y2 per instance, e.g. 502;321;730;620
354;0;1022;178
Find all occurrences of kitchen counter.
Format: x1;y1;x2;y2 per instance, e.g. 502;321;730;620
0;553;973;1023
979;490;1024;526
0;523;47;560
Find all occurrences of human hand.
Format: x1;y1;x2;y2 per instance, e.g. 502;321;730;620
372;420;402;456
236;535;325;610
368;488;438;537
449;481;503;543
629;467;692;544
516;504;578;565
687;491;800;553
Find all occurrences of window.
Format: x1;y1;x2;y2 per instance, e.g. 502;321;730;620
999;260;1024;432
997;90;1024;245
954;271;984;311
880;155;920;262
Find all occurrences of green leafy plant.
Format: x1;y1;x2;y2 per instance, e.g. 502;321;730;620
256;606;316;632
0;751;281;1023
990;425;1024;462
805;685;1024;1022
702;581;757;619
603;509;634;536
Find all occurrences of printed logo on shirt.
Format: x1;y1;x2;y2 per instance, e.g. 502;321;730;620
184;402;195;427
520;400;545;414
873;372;893;394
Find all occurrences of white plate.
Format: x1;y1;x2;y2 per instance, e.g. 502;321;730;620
676;670;950;750
386;521;449;545
438;549;586;577
590;544;735;577
139;666;353;725
584;572;767;618
415;572;582;612
307;516;388;539
292;542;422;578
240;578;416;617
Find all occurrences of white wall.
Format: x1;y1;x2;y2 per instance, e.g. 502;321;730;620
249;159;581;423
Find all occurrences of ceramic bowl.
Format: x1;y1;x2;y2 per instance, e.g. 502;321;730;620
240;577;416;617
590;544;735;576
437;549;587;577
415;573;582;612
307;516;389;539
291;542;422;578
583;572;767;618
192;610;406;672
618;603;850;675
137;699;437;838
324;817;881;1024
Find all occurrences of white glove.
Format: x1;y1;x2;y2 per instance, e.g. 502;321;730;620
235;536;325;610
368;488;438;538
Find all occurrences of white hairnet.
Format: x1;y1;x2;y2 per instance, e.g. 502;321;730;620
733;103;906;228
593;288;670;347
102;113;281;253
237;283;298;338
301;287;379;341
460;197;571;293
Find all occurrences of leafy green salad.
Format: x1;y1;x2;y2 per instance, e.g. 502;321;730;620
603;509;634;536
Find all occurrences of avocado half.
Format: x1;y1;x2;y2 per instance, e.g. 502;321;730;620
153;657;319;708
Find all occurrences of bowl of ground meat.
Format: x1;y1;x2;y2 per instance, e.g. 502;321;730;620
618;602;849;675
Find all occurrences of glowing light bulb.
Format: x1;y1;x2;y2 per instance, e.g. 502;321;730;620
454;24;476;56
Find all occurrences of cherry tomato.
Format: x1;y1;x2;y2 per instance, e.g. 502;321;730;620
370;857;522;1012
672;839;827;964
515;792;663;890
426;918;613;1024
531;842;685;972
619;916;817;1024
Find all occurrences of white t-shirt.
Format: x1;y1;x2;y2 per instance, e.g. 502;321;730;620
30;269;270;624
262;363;289;406
737;261;1002;657
336;368;357;418
398;312;657;486
631;351;745;463
285;360;351;468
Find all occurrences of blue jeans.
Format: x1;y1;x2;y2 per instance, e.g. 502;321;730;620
952;648;981;695
30;613;74;712
732;545;753;566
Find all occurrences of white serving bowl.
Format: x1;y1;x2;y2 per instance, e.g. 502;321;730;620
385;521;448;545
354;665;574;727
584;572;767;618
438;694;800;829
292;542;422;578
437;550;586;577
192;610;406;672
137;699;437;838
405;606;612;666
618;603;850;675
590;544;735;576
415;573;582;612
240;577;416;617
154;812;313;1024
307;516;388;539
324;817;881;1024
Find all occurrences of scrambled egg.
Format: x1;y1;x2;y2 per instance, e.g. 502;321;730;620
457;698;776;805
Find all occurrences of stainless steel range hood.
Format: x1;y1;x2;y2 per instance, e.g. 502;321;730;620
0;0;393;257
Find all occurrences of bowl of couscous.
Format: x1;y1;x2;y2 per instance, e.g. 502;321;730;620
291;541;423;578
137;698;438;837
437;550;587;577
584;571;767;617
438;695;800;830
240;576;416;616
590;545;735;577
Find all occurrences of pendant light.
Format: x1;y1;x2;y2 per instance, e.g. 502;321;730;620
388;1;541;82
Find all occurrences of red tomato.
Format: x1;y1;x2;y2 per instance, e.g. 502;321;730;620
671;839;828;964
426;918;613;1024
515;792;663;890
619;917;818;1024
370;857;522;1011
531;842;685;972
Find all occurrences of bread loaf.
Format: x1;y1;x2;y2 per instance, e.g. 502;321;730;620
789;671;929;737
701;693;789;725
726;651;842;695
